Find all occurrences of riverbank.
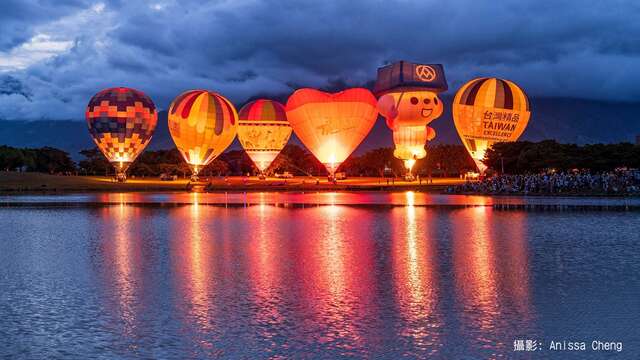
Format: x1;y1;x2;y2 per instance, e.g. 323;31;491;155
0;172;465;193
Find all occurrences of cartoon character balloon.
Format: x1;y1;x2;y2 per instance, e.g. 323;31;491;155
378;91;443;171
285;88;378;178
86;87;158;181
452;77;531;172
374;62;448;175
237;99;292;174
168;90;238;176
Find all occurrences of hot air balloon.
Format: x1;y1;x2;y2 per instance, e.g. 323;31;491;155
285;88;378;180
374;62;448;178
168;90;238;179
452;77;531;173
237;99;292;176
86;87;158;181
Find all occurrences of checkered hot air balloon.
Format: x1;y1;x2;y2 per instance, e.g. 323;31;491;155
86;87;158;179
168;90;238;176
452;77;531;172
238;99;292;173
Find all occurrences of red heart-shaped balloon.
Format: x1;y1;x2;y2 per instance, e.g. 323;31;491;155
285;88;378;171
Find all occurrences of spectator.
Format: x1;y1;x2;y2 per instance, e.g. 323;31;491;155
448;170;640;195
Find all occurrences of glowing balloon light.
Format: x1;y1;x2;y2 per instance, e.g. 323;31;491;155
391;125;435;171
452;77;531;172
86;87;158;180
375;62;447;176
285;88;378;177
237;99;292;173
168;90;238;176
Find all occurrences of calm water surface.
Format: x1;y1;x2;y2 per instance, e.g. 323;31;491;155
0;194;639;359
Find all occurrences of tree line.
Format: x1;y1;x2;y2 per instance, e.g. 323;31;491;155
0;145;76;173
1;140;638;177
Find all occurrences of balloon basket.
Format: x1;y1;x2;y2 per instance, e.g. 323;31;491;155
323;162;339;184
116;173;127;183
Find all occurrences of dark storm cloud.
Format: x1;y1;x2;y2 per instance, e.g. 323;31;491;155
0;75;32;100
0;0;639;119
0;0;88;50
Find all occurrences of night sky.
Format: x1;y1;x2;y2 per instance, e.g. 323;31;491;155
0;0;638;120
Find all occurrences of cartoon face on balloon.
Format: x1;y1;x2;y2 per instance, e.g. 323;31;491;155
377;91;443;129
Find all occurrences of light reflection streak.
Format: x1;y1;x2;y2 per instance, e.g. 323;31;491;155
500;212;532;318
114;202;137;338
453;207;499;334
171;198;217;354
451;207;533;354
299;205;375;354
392;192;441;355
246;204;284;350
100;198;142;343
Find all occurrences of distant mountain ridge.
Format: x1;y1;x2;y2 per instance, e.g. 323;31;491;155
0;97;638;161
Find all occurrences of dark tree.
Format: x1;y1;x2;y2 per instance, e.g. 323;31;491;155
78;148;111;175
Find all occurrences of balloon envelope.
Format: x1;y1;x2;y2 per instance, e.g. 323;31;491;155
452;77;531;172
392;125;428;161
377;90;443;170
86;87;158;173
285;88;378;174
168;90;238;175
238;99;292;172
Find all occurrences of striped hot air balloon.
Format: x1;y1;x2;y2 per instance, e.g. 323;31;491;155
168;90;238;176
86;87;158;180
238;100;292;173
452;77;531;172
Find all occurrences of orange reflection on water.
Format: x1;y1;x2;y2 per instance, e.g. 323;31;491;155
100;201;143;340
451;207;533;354
170;197;217;353
499;211;532;317
391;192;442;354
245;205;285;348
298;205;376;353
452;207;499;333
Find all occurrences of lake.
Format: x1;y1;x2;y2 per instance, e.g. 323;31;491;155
0;192;638;359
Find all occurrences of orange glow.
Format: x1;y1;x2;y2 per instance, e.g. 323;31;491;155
170;204;217;352
286;88;378;175
404;158;417;171
98;203;144;338
86;87;158;175
378;91;443;170
168;90;238;175
246;205;286;345
452;207;499;333
452;78;531;172
238;99;292;172
297;206;376;350
114;204;136;334
391;196;442;353
450;208;533;354
499;211;532;316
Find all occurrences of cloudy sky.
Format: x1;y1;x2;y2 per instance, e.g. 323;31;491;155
0;0;638;120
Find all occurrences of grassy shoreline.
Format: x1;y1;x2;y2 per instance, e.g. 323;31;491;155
0;172;461;194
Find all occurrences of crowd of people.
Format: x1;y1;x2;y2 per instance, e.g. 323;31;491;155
449;170;640;195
